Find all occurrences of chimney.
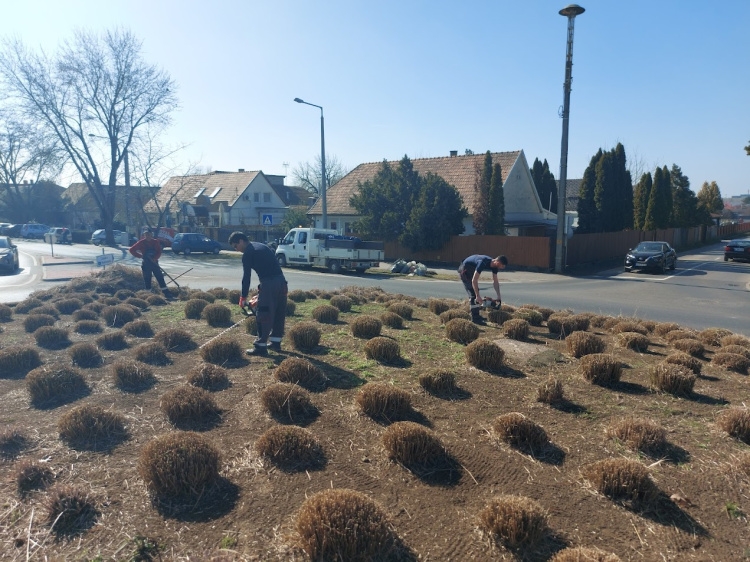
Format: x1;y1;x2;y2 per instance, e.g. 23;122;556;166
449;150;458;157
238;168;245;172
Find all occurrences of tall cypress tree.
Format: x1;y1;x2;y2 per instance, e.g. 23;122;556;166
594;150;616;232
486;163;505;234
530;158;557;211
644;166;671;229
633;172;652;230
576;149;602;233
613;143;633;231
472;151;493;234
670;164;698;227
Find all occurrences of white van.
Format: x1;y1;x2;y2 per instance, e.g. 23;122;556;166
20;224;51;239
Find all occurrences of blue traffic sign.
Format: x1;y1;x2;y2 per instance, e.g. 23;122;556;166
262;214;273;226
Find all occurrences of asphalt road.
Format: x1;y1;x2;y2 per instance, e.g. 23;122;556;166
2;239;748;335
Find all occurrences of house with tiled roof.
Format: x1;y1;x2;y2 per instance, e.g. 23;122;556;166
308;150;556;235
63;183;155;232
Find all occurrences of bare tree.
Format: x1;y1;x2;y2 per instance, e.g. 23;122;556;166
292;154;347;194
0;29;177;245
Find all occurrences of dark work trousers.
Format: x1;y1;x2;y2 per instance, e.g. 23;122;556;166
254;276;288;346
458;267;482;321
142;259;167;291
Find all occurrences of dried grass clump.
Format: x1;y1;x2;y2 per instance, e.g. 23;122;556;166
146;294;168;306
154;328;196;352
579;354;621;386
329;294;353;312
356;383;411;421
134;342;171;366
550;546;621;562
202;303;232;327
428;298;451;315
208;287;229;300
58;404;128;449
227;289;241;303
0;346;42;378
439;308;469;324
96;330;128;351
537;376;564;404
287;289;308;302
720;334;750;348
492;413;549;452
465;339;505;372
312;304;339;324
418;370;458;396
69;342;102;368
54;298;84;315
351;315;382;339
26;366;88;407
74;320;102;334
478;495;548;549
654;322;681;337
123;319;154;338
28;305;59;319
44;485;98;536
672;338;705;358
16;461;54;496
547;313;577;337
650;363;696;396
364;336;401;364
72;309;98;322
15;298;43;314
285;298;297;316
125;297;150;310
82;301;105;314
387;302;413;320
190;290;216;303
101;304;137;327
444;318;480;344
200;337;243;365
616;332;650;352
275;357;327;390
100;297;120;306
244;315;258;335
380;311;404;329
184;298;210;320
665;352;702;375
288;322;321;351
566;331;605;358
260;382;317;421
711;352;750;374
160;385;220;425
699;327;733;347
503;318;530;341
138;432;221;498
34;326;71;349
187;363;229;391
1;426;28;459
115;289;136;300
640;320;656;333
720;345;750;359
24;313;56;333
664;329;698;343
610;320;647;335
581;458;657;506
0;303;12;322
255;425;324;470
716;409;750;444
513;308;543;326
295;489;398;562
488;308;513;325
382;421;446;470
607;417;666;454
112;359;155;391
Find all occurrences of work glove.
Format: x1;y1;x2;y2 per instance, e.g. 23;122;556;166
249;295;259;307
239;296;247;308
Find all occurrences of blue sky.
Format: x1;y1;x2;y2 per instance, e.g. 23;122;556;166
2;0;748;196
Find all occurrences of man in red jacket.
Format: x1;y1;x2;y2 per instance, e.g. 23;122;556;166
129;230;171;297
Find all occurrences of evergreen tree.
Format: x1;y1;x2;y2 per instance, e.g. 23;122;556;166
472;151;493;234
644;166;672;229
669;164;699;227
486;163;505;234
633;172;652;229
576;149;602;233
696;181;724;224
530;158;557;211
401;173;467;251
594;150;616;232
613;143;633;230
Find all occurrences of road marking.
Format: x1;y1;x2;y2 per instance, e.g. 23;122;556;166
620;261;707;281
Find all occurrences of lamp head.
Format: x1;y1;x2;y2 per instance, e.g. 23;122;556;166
559;4;585;17
293;98;304;103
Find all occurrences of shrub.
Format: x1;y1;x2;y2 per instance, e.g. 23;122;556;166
28;305;60;319
547;313;577;338
138;432;221;498
16;461;54;496
285;298;297;316
244;315;258;335
255;425;325;470
465;339;505;372
260;382;317;422
566;331;605;358
287;289;308;302
185;298;210;320
123;319;154;338
74;320;102;335
1;426;28;459
439;308;469;324
418;370;457;396
160;385;220;426
275;357;327;390
100;297;120;306
329;294;353;312
208;287;229;300
488;308;513;325
189;290;216;303
387;302;413;320
720;345;750;360
34;326;71;349
478;495;548;549
45;485;98;536
350;315;382;339
444;318;480;344
513;308;543;326
537;376;564;404
550;547;621;562
101;304;137;328
202;303;232;327
115;289;136;300
112;359;155;391
124;297;149;310
665;352;702;375
699;327;733;347
711;352;750;374
26;366;88;406
200;337;243;365
24;313;56;333
154;328;196;352
672;338;705;358
187;363;229;391
607;417;666;454
54;298;84;315
312;304;339;324
503;318;530;341
720;334;750;348
14;297;43;314
134;342;171;366
0;347;42;378
492;413;549;453
428;298;451;315
364;336;401;364
654;322;681;337
356;383;411;421
649;363;696;396
82;302;105;314
96;331;128;351
58;404;128;449
0;303;12;322
382;421;446;471
665;329;698;343
581;458;657;506
380;311;404;329
616;332;650;352
145;294;167;306
72;309;98;322
288;322;321;351
69;342;102;368
579;354;621;386
717;409;750;444
227;289;241;304
610;320;647;335
295;489;398;562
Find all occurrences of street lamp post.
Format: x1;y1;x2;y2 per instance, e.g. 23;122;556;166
294;98;327;229
555;4;585;274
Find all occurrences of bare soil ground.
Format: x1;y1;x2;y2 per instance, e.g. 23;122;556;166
1;266;749;561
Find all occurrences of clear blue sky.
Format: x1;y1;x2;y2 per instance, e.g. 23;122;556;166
2;0;748;196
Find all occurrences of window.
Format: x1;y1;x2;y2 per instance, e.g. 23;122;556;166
330;222;337;230
263;192;271;203
193;187;205;198
253;193;259;202
298;232;307;244
208;187;222;198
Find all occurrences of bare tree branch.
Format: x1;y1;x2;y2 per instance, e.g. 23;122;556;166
292;154;347;195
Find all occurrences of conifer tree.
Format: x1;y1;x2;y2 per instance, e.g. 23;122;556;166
472;151;493;234
486;163;505;234
576;149;602;233
530;158;557;211
633;172;652;229
613;143;633;230
669;164;699;227
697;181;723;224
594;150;616;231
401;173;466;251
644;166;672;229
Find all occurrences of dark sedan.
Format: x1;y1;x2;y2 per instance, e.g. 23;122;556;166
624;241;677;273
171;233;222;255
724;239;750;262
0;236;19;273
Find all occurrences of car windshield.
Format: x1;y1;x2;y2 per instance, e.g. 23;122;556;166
635;243;663;252
730;240;750;246
0;239;8;248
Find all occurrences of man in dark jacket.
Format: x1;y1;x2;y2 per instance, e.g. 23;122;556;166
229;231;288;356
458;254;507;324
129;230;171;297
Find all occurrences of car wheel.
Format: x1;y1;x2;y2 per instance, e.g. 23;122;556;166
669;258;676;271
184;248;191;256
724;255;728;262
328;260;342;274
212;247;220;254
277;254;287;267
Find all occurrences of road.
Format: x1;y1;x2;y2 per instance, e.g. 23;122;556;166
2;239;748;335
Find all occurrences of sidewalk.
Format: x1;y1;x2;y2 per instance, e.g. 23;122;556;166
41;255;96;282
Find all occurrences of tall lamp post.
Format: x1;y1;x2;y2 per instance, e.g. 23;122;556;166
555;4;585;274
294;98;327;229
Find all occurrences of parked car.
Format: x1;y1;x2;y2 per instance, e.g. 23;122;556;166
624;241;677;273
20;223;51;239
46;227;73;244
1;224;22;237
91;229;136;246
0;236;19;273
171;233;222;255
723;239;750;262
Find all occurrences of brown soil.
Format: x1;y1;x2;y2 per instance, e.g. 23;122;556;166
1;269;750;561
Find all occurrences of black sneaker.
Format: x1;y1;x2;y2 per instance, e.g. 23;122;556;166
245;346;268;356
472;317;486;325
268;342;282;352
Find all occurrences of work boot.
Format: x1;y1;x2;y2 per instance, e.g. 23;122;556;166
246;344;268;357
268;342;282;352
471;314;486;325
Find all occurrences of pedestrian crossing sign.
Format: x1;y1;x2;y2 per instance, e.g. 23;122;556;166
262;214;273;226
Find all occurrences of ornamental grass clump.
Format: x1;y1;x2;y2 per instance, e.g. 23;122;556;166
112;359;155;391
44;485;99;536
537;376;564;404
649;363;696;396
699;327;733;347
260;382;318;422
665;329;699;343
0;303;12;322
0;347;42;378
418;370;458;396
125;297;149;310
382;421;447;472
58;404;128;450
356;383;411;422
387;302;413;320
716;408;750;444
184;298;210;320
546;313;577;338
711;352;750;374
465;339;505;372
115;289;136;300
123;319;154;338
478;495;549;550
287;289;308;302
288;322;321;351
350;315;382;339
138;432;221;498
16;461;54;496
428;298;451;315
581;458;658;507
610;320;648;335
34;326;71;349
189;290;216;303
503;318;530;341
24;313;56;333
285;298;297;316
672;338;705;357
26;366;88;407
329;294;353;312
720;334;750;348
380;311;404;329
488;308;512;325
187;363;229;391
202;303;232;327
146;294;168;306
513;308;543;326
606;417;667;454
154;328;196;352
274;357;327;390
550;547;621;562
312;304;339;324
566;331;605;358
295;489;398;562
160;385;220;426
96;330;128;351
492;413;549;453
654;322;681;337
439;308;469;324
255;425;325;471
72;308;98;322
74;320;102;334
579;354;622;386
134;342;171;366
14;297;43;314
244;315;257;335
69;342;102;368
665;352;702;375
719;345;750;359
364;336;401;364
1;426;28;459
444;318;480;345
101;304;137;328
28;305;59;319
200;337;243;365
616;332;650;352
